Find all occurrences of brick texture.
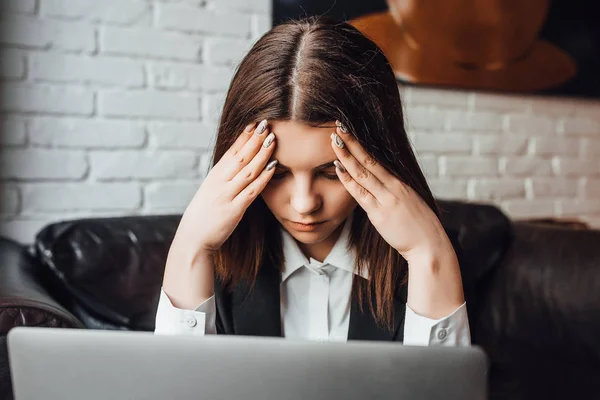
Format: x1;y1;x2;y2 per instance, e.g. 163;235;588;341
31;53;145;88
0;16;95;52
99;90;201;119
155;3;251;37
89;151;198;180
40;0;151;25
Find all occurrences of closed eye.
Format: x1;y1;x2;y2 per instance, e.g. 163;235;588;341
271;169;339;181
270;161;339;181
271;170;288;180
321;168;339;180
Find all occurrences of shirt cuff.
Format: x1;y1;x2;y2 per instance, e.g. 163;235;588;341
403;302;471;347
154;287;217;336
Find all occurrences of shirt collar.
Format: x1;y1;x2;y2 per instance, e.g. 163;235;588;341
280;212;369;282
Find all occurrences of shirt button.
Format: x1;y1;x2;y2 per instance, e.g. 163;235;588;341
185;316;197;328
437;328;448;340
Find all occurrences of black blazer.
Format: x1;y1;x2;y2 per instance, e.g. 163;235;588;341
213;262;409;342
211;230;472;342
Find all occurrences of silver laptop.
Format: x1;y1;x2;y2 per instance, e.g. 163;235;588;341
8;327;488;400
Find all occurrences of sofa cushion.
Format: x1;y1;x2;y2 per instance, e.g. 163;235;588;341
33;215;181;331
437;200;513;287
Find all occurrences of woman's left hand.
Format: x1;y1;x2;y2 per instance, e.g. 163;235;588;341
330;121;453;265
330;121;466;318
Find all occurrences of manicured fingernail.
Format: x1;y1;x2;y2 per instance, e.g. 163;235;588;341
336;120;348;133
256;119;268;135
244;122;256;133
333;160;346;173
331;132;345;148
262;132;275;148
265;159;278;171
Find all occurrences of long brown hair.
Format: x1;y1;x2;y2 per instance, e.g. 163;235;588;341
211;16;439;329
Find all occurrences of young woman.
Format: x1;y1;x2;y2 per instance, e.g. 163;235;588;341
154;17;470;346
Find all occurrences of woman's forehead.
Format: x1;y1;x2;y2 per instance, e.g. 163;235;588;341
270;120;337;170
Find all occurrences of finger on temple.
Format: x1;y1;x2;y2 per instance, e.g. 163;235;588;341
228;136;275;197
222;125;271;181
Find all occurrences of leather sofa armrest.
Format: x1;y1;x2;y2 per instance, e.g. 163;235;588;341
0;237;84;333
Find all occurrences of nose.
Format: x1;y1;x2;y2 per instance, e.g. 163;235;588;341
290;177;321;216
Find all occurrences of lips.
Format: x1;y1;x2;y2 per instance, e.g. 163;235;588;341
288;220;327;231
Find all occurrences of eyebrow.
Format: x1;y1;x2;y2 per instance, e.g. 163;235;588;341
276;161;337;170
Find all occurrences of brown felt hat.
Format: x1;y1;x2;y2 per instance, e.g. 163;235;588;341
349;0;576;92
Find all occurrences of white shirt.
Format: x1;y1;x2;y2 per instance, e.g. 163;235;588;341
155;216;471;346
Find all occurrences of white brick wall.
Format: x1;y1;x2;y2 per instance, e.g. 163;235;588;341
403;87;600;227
0;0;269;242
1;0;600;243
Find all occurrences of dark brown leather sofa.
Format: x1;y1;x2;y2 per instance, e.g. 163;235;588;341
1;200;599;400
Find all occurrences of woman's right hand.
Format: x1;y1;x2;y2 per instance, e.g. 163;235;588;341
176;119;277;255
162;119;277;308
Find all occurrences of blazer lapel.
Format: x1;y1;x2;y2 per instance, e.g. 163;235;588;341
227;265;409;341
230;264;282;337
347;278;408;342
